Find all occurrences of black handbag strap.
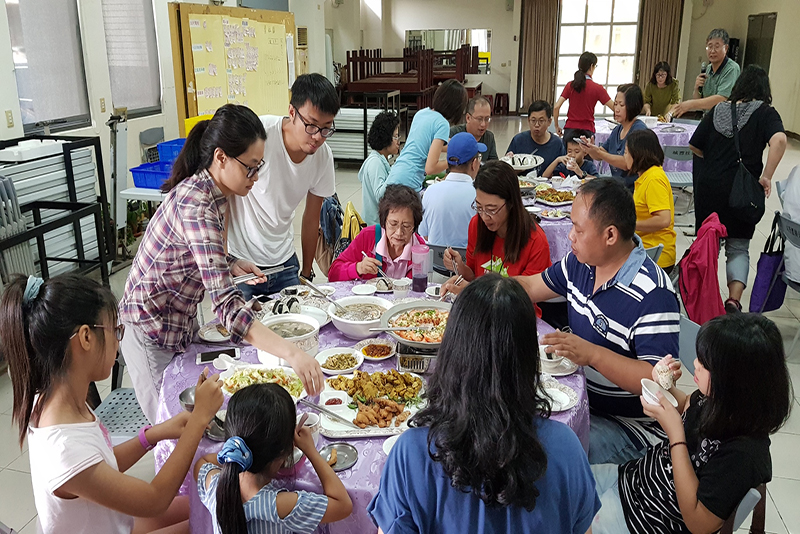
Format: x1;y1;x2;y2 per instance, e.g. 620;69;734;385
765;211;784;254
730;101;743;163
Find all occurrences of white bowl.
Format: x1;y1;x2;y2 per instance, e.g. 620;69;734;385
315;347;363;375
259;313;320;356
638;115;658;129
539;345;566;373
352;284;377;296
640;378;678;408
327;295;393;340
525;206;543;215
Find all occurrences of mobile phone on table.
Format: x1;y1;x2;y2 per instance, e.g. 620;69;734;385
196;347;241;365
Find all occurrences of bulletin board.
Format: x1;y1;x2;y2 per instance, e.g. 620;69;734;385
169;3;296;136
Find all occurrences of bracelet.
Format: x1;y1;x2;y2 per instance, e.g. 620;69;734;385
669;441;688;451
138;425;155;451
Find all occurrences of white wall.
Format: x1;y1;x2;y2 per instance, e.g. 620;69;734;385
290;0;328;75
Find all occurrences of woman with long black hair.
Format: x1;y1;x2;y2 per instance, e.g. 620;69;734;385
119;104;324;422
554;51;615;138
368;275;599;533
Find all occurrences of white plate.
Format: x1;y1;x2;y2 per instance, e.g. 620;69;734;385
537;198;574;208
352;284;377;296
544;388;571;412
540;213;569;221
425;285;442;298
219;364;308;402
198;324;230;343
353;338;397;361
383;434;400;455
300;305;331;328
501;153;544;172
280;284;335;299
541;380;578;412
525;206;543;215
366;278;394;293
315;347;364;375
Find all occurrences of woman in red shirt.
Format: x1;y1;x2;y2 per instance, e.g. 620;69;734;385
441;161;551;310
554;52;614;137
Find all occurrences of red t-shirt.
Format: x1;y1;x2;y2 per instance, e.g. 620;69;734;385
466;216;551;278
561;79;612;132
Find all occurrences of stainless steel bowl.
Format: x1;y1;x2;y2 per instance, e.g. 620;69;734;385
179;386;196;412
379;300;452;349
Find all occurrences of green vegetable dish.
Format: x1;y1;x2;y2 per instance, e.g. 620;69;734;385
222;367;304;398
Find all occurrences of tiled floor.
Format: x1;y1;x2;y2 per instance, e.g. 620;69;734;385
1;116;799;532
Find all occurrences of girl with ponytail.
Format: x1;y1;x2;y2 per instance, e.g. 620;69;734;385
553;51;615;137
194;384;352;533
1;273;224;533
118;104;324;424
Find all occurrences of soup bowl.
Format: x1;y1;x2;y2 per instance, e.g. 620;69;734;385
259;313;320;357
328;296;393;340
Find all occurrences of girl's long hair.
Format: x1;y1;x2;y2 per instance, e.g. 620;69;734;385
411;274;551;510
572;52;597;93
162;104;266;193
216;384;295;534
696;314;792;441
474;160;535;265
0;274;118;446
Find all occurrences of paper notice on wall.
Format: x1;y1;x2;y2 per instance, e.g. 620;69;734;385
286;34;296;87
189;15;227;116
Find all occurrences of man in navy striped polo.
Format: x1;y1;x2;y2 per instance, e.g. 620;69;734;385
517;178;680;465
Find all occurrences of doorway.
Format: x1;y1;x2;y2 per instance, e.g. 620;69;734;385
744;12;777;73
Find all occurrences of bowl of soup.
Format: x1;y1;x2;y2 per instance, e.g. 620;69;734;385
259;313;320;356
328;296;392;340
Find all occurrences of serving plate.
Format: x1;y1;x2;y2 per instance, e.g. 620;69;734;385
537;199;574;208
366;278;394;293
379;300;452;350
540;379;578;412
353;338;397;361
318;372;425;439
198;323;231;343
219;363;308;402
257;304;331;328
501;153;544;172
315;347;364;375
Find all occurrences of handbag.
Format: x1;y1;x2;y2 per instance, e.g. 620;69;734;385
749;211;787;312
728;101;766;226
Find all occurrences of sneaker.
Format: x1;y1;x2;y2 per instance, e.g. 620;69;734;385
724;298;742;314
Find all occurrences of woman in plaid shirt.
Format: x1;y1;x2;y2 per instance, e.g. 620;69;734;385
119;105;324;422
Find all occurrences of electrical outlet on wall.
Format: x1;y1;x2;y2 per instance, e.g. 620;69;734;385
5;110;13;128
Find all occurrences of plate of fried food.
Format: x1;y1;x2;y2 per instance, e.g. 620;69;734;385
536;187;576;207
315;347;364;375
319;369;425;438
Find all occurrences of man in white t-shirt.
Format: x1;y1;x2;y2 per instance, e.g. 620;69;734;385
227;73;340;298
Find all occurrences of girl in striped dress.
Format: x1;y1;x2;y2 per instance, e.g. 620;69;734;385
590;314;793;534
194;383;352;534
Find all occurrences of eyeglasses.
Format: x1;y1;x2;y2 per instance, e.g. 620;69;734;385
233;156;265;179
293;106;336;138
528;118;549;126
386;220;414;233
70;324;126;341
472;201;505;218
705;44;725;52
468;114;492;125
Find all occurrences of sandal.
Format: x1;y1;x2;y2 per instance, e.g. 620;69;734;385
724;298;742;314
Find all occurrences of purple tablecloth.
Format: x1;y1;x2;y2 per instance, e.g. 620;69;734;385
154;281;589;534
523;196;573;264
592;119;697;174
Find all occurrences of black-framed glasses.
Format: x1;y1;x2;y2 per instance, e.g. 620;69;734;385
70;324;126;341
293;106;336;138
471;201;506;218
233;156;265;179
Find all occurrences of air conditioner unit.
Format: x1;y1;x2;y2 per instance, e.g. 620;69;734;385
297;26;308;48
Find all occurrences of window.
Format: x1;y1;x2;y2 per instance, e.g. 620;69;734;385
101;0;162;116
556;0;641;117
6;0;91;133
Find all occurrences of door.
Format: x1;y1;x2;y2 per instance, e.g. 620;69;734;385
744;12;777;73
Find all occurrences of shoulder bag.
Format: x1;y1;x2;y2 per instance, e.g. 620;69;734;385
727;101;766;226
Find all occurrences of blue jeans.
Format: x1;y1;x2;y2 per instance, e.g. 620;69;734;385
237;254;300;301
588;414;647;465
590;464;632;534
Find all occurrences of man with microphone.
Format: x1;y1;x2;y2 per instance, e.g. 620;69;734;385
673;28;740;117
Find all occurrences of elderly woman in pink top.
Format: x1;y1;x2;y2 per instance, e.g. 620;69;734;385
328;184;425;281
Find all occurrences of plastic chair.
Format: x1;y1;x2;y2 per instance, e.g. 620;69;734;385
427;244;467;277
720;484;766;534
95;388;151;445
678;315;700;375
645;244;664;263
762;211;800;356
663;146;694;227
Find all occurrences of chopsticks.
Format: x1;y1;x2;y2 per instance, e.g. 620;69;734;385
299;277;346;313
298;398;361;429
361;251;391;281
440;275;463;301
232;264;291;285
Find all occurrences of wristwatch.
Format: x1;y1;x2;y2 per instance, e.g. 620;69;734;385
580;170;587;179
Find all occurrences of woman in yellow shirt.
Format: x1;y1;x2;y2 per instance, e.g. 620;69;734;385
624;129;676;273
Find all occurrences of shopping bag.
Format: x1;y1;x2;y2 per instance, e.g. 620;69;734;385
750;212;787;312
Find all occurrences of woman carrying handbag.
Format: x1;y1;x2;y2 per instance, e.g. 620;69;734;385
689;65;787;313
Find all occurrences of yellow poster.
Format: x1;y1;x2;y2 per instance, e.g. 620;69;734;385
188;16;227;116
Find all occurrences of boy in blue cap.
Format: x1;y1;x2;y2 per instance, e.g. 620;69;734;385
420;132;485;248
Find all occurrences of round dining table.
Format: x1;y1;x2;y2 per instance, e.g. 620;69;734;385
153;281;590;534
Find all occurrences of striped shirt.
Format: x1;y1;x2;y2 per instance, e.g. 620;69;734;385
119;170;257;352
541;236;680;448
198;463;329;534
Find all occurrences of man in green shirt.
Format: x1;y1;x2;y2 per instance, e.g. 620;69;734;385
673;28;741;117
450;96;498;160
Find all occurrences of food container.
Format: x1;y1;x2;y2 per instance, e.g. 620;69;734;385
640;378;678;408
638;115;659;129
328;296;393;340
380;300;452;350
258;313;320;359
393;278;411;297
539;345;566;374
179;386;196;412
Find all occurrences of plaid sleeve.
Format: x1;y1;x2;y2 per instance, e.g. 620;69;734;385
182;200;256;344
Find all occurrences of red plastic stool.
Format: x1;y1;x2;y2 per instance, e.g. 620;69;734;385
494;93;509;116
484;94;494;111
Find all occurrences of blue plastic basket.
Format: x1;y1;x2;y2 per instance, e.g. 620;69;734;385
156;138;186;163
130;161;172;189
